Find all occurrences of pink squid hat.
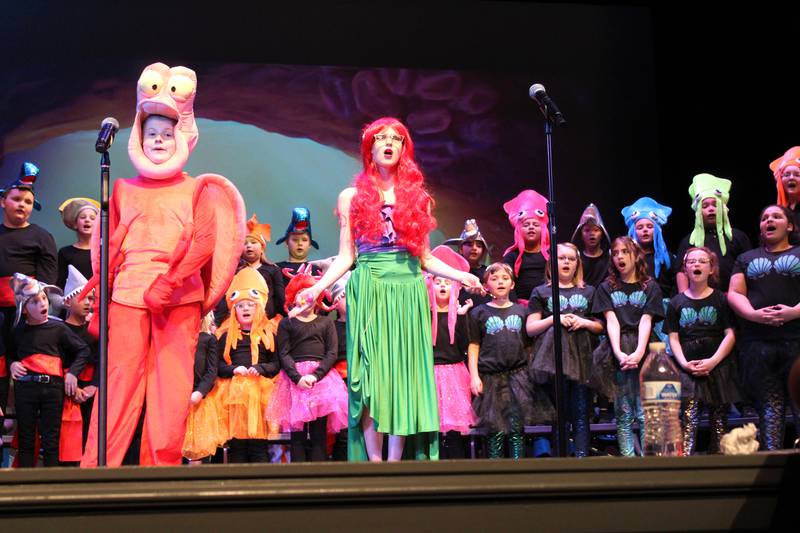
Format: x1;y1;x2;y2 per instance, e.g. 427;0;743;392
426;245;469;345
128;62;199;180
770;146;800;207
502;189;550;276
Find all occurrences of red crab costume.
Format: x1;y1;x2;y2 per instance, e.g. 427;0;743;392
80;63;246;467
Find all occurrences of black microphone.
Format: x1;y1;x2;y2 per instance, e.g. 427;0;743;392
529;84;566;126
95;117;120;153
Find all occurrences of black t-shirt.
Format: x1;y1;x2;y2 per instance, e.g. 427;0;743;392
0;224;58;284
12;318;90;377
193;332;218;396
57;245;93;289
276;315;337;384
502;250;546;302
335;319;347;363
528;284;596;319
664;289;732;361
732;245;800;340
592;280;664;332
643;250;677;298
580;250;610;290
433;311;468;365
459;264;491;307
467;303;531;373
217;331;279;378
676;228;752;290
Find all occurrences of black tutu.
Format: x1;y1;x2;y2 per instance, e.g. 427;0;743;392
530;327;599;385
473;365;554;433
590;331;642;400
677;337;742;406
736;338;800;402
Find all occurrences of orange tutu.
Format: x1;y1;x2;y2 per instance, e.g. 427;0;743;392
182;394;225;460
207;375;279;441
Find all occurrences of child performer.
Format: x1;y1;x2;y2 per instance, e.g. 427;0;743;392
622;197;676;298
666;247;738;454
266;272;347;462
205;268;279;463
56;198;99;288
527;243;603;457
770;146;800;216
571;204;611;289
443;218;492;307
181;312;219;462
8;274;89;467
427;245;476;459
675;174;751;292
276;207;322;278
502;190;550;304
591;237;664;457
468;262;553;459
728;205;800;450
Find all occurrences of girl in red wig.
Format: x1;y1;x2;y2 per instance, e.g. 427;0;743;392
291;117;481;461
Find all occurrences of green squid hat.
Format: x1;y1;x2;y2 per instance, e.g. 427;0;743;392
688;173;733;255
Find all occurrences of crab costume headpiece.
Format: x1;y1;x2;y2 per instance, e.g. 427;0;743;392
621;197;672;278
571;203;610;251
503;189;550;276
426;245;470;345
770;146;800;207
688;173;733;255
218;267;275;365
282;263;334;314
246;214;272;248
2;162;42;211
128;62;198;180
10;273;63;326
443;218;491;266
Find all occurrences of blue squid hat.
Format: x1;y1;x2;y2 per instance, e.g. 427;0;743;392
275;207;319;249
621;197;672;278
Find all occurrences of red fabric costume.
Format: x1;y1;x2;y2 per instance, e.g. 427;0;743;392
81;63;246;467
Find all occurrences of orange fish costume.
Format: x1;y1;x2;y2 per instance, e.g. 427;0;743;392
81;63;246;467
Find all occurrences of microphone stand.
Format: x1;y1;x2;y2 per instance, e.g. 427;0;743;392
97;150;110;466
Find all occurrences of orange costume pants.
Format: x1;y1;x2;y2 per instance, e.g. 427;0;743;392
81;301;200;467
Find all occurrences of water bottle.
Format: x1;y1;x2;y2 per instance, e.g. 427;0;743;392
640;342;682;456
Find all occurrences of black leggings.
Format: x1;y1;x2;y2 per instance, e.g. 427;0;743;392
15;380;64;467
290;417;328;462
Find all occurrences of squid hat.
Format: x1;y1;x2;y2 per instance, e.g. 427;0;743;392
275;207;319;249
769;146;800;207
502;189;550;276
128;62;198;180
443;218;491;266
10;273;64;326
63;264;90;302
246;213;272;248
1;162;42;211
218;267;274;365
58;197;100;230
426;245;470;346
688;173;733;255
621;197;672;278
570;203;610;251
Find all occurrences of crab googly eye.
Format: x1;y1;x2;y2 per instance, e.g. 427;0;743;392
534;209;545;218
138;70;164;97
249;289;260;298
166;74;195;100
230;290;240;301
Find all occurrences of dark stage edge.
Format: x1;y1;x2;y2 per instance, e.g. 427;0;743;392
0;453;797;531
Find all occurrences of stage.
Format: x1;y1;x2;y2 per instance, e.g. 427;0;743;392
0;453;796;531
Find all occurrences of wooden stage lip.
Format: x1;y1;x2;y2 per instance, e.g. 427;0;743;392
0;453;797;531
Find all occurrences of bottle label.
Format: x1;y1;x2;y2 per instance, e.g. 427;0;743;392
642;381;681;402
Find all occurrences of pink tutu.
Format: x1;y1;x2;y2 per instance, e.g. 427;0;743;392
266;360;349;433
434;362;477;434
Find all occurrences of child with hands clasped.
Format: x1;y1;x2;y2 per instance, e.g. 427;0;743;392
527;243;603;457
591;237;664;457
467;263;553;459
665;247;738;455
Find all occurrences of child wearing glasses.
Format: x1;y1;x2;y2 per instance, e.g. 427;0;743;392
665;247;738;454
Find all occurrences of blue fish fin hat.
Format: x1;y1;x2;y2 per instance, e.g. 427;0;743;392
1;162;42;211
688;173;732;256
571;203;610;250
275;207;319;249
621;196;672;278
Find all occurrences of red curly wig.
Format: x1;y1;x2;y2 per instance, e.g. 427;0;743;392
348;117;436;257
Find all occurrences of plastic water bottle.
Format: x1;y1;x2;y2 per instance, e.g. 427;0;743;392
640;341;682;456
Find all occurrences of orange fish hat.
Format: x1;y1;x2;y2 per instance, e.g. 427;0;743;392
219;267;275;365
770;146;800;207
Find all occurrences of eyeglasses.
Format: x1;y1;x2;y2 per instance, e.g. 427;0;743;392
373;133;404;144
782;171;800;179
234;300;257;309
684;258;710;265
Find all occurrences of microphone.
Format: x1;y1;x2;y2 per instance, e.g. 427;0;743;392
95;117;120;153
529;84;566;126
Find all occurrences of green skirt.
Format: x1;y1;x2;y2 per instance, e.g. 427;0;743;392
346;251;439;461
